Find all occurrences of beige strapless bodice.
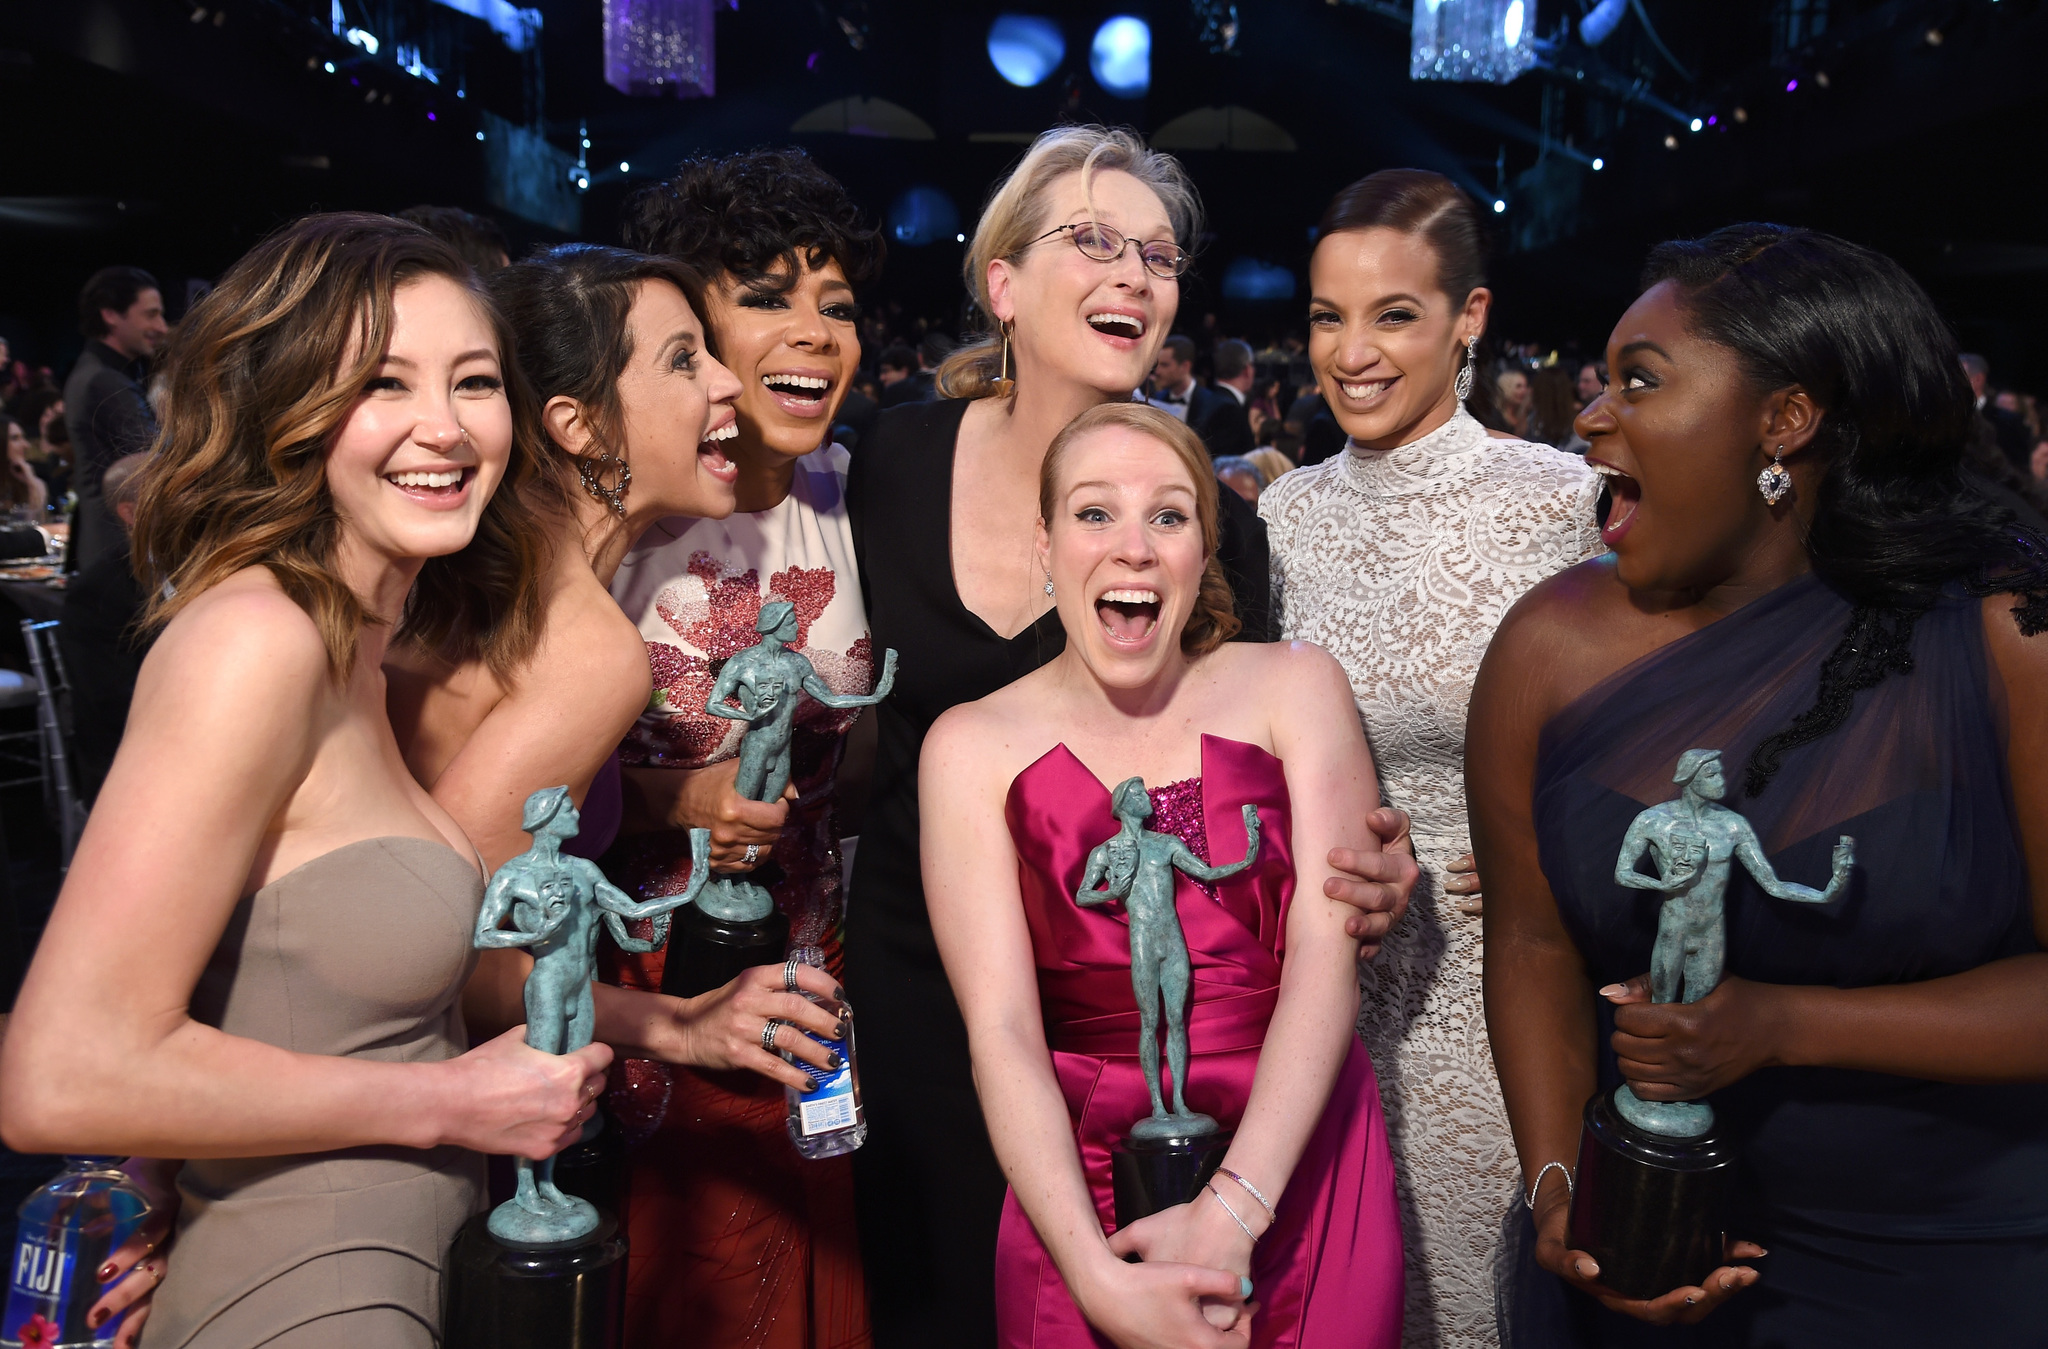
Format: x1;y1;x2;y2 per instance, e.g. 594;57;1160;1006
143;837;487;1348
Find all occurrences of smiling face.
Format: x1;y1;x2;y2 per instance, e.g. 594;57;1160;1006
324;274;512;570
1576;280;1820;593
1497;369;1530;412
702;258;860;461
609;278;743;518
990;169;1178;400
1037;424;1208;690
1307;227;1489;451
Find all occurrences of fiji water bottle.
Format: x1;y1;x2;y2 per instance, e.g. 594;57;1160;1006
784;946;867;1159
3;1158;151;1348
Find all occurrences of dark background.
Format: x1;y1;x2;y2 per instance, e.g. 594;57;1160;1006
4;0;2047;385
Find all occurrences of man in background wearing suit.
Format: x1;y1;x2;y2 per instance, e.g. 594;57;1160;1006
1194;339;1256;459
1147;334;1200;421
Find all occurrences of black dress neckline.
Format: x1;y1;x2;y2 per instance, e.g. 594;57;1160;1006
928;397;1067;651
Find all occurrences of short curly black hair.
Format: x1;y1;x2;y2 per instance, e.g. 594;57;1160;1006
621;147;884;292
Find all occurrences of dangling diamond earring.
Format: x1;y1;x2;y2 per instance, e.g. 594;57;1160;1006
1757;444;1791;505
994;324;1016;399
1454;334;1478;403
1042;568;1055;599
1753;446;1785;503
579;444;632;517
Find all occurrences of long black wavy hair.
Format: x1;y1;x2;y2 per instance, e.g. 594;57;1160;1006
1643;224;2048;792
620;146;884;297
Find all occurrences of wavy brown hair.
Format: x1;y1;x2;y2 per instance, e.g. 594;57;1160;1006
1039;402;1240;655
133;212;559;678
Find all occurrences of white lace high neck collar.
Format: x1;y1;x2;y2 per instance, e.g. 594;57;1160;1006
1340;406;1492;495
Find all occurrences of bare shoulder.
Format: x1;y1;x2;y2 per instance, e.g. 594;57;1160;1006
1980;590;2048;687
924;673;1065;801
1492;554;1623;652
1207;637;1349;699
144;570;330;708
523;582;653;717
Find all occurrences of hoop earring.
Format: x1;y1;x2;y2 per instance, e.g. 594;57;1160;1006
994;324;1016;400
578;445;632;517
1757;444;1791;505
1454;334;1478;403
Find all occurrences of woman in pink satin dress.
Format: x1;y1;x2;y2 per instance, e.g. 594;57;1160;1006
921;402;1403;1349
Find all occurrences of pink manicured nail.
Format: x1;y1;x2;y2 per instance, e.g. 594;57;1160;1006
1599;983;1627;997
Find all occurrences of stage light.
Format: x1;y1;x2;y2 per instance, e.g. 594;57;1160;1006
1706;114;1717;126
1090;16;1150;98
1411;0;1536;83
956;233;966;242
1492;198;1506;213
1785;77;1798;91
620;161;630;171
345;26;379;55
1591;157;1604;170
888;187;961;247
1733;106;1748;122
604;0;716;98
1689;117;1702;132
1664;133;1678;148
476;130;486;140
1578;0;1626;46
428;111;437;121
1221;258;1295;302
323;61;336;73
987;15;1063;88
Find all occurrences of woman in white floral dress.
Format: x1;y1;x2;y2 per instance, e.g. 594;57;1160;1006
1260;171;1603;1349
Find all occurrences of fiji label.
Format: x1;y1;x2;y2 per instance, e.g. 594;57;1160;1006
794;1031;856;1137
2;1227;119;1347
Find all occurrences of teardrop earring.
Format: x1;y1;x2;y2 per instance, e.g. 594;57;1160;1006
1454;334;1478;403
1757;444;1791;505
994;324;1016;400
1043;568;1055;599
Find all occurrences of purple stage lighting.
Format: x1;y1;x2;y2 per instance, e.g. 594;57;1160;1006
604;0;715;98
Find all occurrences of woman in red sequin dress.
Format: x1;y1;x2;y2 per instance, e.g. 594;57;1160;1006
597;149;885;1349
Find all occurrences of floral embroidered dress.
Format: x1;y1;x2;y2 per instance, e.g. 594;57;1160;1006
602;445;876;1349
1259;409;1602;1349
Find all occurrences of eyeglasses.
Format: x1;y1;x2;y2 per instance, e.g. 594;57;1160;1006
1029;222;1189;279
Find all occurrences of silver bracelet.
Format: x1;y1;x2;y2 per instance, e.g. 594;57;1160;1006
1215;1167;1278;1224
1206;1183;1258;1242
1524;1161;1574;1210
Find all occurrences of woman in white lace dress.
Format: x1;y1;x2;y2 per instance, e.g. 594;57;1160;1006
1260;171;1603;1349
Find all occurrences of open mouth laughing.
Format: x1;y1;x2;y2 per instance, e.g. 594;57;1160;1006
1086;309;1147;344
760;371;834;418
700;413;740;483
1589;458;1640;545
1095;587;1162;645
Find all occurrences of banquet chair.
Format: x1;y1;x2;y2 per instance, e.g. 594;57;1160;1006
19;620;86;867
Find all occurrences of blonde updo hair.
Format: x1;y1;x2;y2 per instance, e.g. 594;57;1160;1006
1039;402;1240;656
939;126;1202;401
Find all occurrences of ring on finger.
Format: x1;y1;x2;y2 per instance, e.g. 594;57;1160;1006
743;844;760;866
782;958;801;994
761;1018;786;1054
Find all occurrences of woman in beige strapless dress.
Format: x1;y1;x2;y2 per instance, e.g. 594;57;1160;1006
0;215;610;1348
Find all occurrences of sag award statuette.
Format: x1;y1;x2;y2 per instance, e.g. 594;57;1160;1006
445;787;711;1349
1078;778;1262;1227
1568;749;1853;1300
660;600;897;999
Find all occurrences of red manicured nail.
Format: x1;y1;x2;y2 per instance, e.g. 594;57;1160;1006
98;1262;117;1282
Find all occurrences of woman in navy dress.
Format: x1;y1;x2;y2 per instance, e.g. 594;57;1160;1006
1471;224;2048;1346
